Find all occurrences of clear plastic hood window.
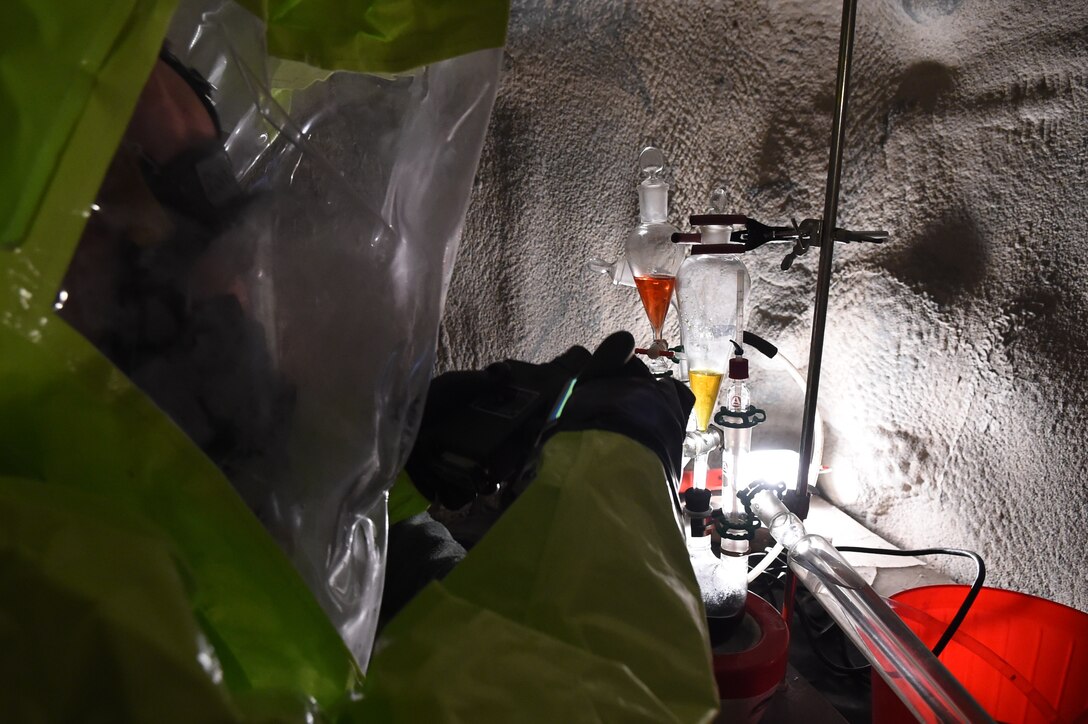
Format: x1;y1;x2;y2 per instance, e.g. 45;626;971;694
53;0;502;666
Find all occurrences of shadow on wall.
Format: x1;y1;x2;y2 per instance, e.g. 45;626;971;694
885;211;988;308
750;59;959;217
749;91;836;215
882;59;957;138
892;61;957;114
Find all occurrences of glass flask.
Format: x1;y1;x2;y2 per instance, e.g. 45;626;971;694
685;470;747;631
674;254;752;431
624;147;686;373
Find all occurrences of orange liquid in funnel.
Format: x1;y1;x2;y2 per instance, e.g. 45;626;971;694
689;370;724;431
633;274;676;337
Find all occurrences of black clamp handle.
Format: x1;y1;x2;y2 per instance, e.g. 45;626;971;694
711;479;789;542
737;480;787;513
669;334;777;363
680;214;887;270
714;405;766;429
735;480;789;534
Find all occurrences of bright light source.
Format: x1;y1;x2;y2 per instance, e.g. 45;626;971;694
738;449;817;491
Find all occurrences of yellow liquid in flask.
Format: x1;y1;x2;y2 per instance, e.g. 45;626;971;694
689;370;724;431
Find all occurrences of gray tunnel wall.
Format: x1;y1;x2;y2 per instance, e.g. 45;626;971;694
436;0;1088;611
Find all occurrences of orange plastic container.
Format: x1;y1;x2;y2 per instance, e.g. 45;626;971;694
872;586;1088;723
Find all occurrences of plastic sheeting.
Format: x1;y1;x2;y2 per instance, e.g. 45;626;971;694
0;0;360;708
0;478;249;723
234;0;509;75
51;0;501;666
3;0;504;697
1;1;724;719
0;1;174;249
361;430;721;723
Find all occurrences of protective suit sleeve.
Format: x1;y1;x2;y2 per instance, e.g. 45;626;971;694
360;430;720;723
0;477;242;723
388;470;432;525
0;476;363;723
234;0;510;75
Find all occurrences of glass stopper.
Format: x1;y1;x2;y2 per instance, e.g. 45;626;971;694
638;146;666;178
708;186;729;213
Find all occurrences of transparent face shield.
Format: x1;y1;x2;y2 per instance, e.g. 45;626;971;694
54;0;500;667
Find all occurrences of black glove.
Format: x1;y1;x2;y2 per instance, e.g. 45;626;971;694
549;331;695;488
406;347;590;509
407;332;694;509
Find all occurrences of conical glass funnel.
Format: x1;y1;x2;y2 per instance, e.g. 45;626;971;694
624;147;686;371
675;254;751;431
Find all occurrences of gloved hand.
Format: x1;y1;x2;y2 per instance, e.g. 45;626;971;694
549;331;695;487
406;346;590;509
407;332;694;510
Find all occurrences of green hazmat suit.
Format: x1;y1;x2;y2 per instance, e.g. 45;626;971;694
0;1;719;721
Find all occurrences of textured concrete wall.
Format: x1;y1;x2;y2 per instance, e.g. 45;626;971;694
438;0;1088;610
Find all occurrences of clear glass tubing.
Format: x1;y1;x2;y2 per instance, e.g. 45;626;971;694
750;491;993;723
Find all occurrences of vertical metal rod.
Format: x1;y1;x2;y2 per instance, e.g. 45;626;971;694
794;0;859;519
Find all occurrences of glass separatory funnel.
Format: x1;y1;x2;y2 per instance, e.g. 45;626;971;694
675;254;752;432
624;146;686;373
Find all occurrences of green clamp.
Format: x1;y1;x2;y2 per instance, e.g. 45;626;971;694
711;509;760;541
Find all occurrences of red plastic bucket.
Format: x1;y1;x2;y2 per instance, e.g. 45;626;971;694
712;593;789;723
872;586;1088;723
